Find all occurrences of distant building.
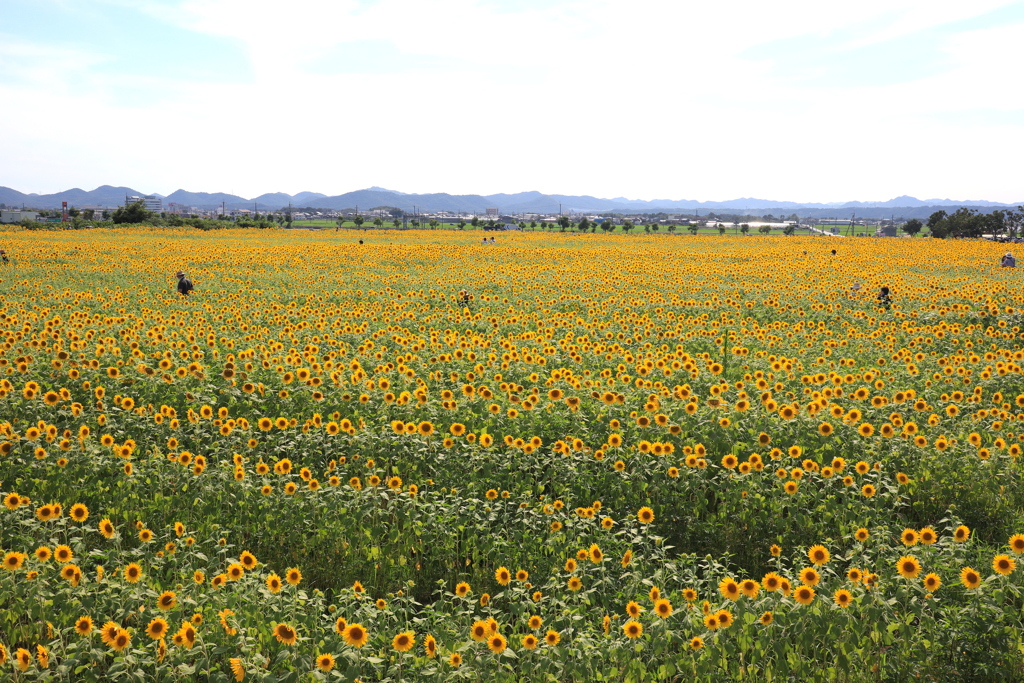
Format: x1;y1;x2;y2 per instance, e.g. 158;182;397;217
485;208;499;216
0;210;38;223
820;219;853;226
126;195;163;212
876;225;898;237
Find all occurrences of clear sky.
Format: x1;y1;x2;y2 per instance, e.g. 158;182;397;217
2;0;1022;203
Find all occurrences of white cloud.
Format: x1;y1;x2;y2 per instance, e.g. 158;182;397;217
1;0;1023;201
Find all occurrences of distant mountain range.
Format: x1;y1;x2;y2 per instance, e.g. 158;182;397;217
1;185;1020;216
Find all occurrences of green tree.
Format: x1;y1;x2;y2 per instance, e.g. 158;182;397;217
458;220;466;230
740;224;750;235
666;224;676;234
903;218;923;237
1005;207;1024;239
621;220;634;233
577;217;590;232
68;207;81;218
393;219;401;229
718;225;726;235
759;225;772;235
373;217;384;229
783;224;796;236
429;219;439;230
687;224;699;235
557;216;571;232
410;219;419;228
111;200;153;224
926;210;948;237
471;216;480;227
353;215;365;229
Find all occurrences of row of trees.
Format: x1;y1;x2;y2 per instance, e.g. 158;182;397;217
922;207;1024;239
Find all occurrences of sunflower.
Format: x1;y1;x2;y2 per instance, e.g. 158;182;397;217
718;577;740;600
146;618;169;640
454;582;470;597
807;544;830;566
100;621;121;646
959;567;981;589
314;653;335;672
704;613;720;630
833;589;853;608
798;567;820;587
901;529;919;546
653;598;673;618
54;545;73;563
124;563;143;583
637;506;654;524
110;628;132;652
392;631;415;652
522;633;539;649
342;623;368;648
239;551;257;569
622;620;643;639
157;591;177;610
924;573;942;591
469;620;490;642
75;615;94;636
285;567;302;585
494;566;511;585
229;657;245;681
861;484;876;498
424;634;437;659
567;576;583;591
273;623;298;645
855;528;870;542
487;632;507;654
69;503;89;523
993;554;1016;576
954;525;971;543
794;586;816;605
760;611;773;625
740;579;760;598
1009;534;1024;555
716;610;734;628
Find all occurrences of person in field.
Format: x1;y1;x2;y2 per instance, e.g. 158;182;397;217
1001;252;1016;268
0;249;9;264
877;286;892;310
176;270;194;296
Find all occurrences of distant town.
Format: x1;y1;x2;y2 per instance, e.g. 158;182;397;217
0;193;926;237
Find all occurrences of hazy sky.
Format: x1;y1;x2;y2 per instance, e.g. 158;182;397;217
2;0;1023;202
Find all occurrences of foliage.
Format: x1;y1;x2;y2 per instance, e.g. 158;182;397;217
111;201;153;225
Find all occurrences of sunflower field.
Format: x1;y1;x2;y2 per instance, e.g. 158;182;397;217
1;227;1023;682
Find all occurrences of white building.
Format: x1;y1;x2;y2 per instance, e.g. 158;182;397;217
126;195;163;212
0;210;38;224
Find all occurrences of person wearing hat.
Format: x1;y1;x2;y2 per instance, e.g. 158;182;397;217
176;270;194;296
0;250;9;264
1001;252;1016;268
